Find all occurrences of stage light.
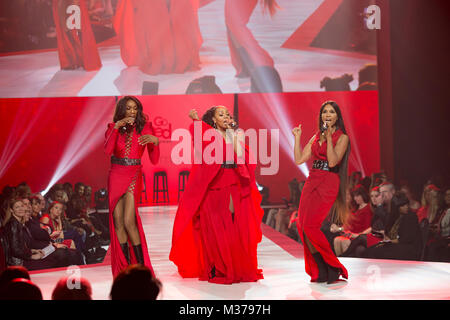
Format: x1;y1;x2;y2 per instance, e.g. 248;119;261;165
43;101;114;195
247;93;310;178
0;100;53;179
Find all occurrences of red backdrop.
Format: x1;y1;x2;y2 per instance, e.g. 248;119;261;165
0;91;379;205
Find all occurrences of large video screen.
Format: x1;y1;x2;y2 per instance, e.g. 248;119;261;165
0;0;378;98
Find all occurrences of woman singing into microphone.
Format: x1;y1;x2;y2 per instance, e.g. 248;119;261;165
104;96;160;277
170;106;264;284
292;101;350;284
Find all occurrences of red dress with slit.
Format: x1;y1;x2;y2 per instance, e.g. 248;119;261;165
225;0;275;76
52;0;102;70
113;0;202;75
104;122;160;278
297;130;349;282
170;120;264;284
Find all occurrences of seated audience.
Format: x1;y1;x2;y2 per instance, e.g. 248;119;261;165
331;185;373;256
425;188;450;262
417;184;441;224
363;192;422;261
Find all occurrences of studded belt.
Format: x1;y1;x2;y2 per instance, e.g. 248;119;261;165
312;160;339;173
221;162;237;169
111;155;141;166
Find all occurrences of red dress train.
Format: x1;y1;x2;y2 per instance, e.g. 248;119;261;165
297;130;349;282
170;120;264;284
113;0;202;75
104;122;160;278
52;0;102;70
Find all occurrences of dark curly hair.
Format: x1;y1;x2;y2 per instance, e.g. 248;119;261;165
201;106;219;128
113;96;148;134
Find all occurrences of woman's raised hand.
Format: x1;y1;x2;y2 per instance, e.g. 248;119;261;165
189;109;200;120
292;124;302;137
114;117;135;129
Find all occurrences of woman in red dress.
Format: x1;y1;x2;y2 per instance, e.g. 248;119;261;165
293;101;350;284
52;0;102;70
104;96;160;278
225;0;282;92
170;106;264;284
113;0;202;75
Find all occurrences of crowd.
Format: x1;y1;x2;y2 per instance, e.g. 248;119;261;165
0;181;110;271
0;264;161;300
264;172;450;263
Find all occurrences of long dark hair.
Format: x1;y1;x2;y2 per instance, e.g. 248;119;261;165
201;106;219;128
113;96;148;134
261;0;280;16
320;101;351;225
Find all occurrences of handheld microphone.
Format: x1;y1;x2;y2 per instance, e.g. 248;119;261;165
320;122;328;134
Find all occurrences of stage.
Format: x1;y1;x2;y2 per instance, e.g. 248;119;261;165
29;206;450;300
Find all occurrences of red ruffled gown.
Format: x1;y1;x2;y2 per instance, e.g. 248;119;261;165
104;122;160;278
297;130;349;282
52;0;102;70
113;0;202;75
170;120;264;284
225;0;275;77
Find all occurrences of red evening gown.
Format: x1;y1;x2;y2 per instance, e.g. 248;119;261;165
170;120;264;284
104;122;160;278
225;0;275;77
113;0;202;75
297;129;349;282
52;0;102;70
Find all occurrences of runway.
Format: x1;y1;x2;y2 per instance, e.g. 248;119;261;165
29;206;450;300
0;0;376;98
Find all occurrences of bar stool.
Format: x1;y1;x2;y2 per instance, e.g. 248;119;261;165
153;171;169;203
178;170;190;201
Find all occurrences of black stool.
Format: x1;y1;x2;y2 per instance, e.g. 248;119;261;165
178;170;190;201
153;171;169;203
140;172;147;204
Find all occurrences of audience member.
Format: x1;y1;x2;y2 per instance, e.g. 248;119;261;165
110;264;162;300
52;276;93;300
417;184;441;224
0;266;31;299
2;278;43;300
425;188;450;262
363;192;421;260
399;184;421;211
332;185;373;256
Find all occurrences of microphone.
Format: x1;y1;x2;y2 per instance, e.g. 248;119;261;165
227;118;238;129
320;122;328;134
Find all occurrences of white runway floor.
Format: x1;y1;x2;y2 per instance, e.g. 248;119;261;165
29;206;450;300
0;0;376;98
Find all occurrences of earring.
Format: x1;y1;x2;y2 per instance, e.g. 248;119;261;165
213;122;217;129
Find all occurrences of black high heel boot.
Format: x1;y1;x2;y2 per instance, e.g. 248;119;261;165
132;244;145;265
327;265;340;284
120;242;130;265
311;252;328;283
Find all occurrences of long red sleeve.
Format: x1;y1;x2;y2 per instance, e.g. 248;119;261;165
104;123;119;156
146;123;160;165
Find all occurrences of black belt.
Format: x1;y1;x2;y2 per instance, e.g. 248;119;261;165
221;162;237;169
111;155;141;166
312;160;339;173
